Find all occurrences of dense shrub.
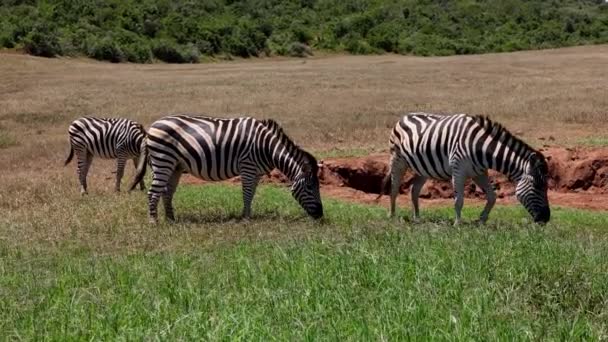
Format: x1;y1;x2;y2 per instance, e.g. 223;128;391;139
288;42;313;57
22;26;62;57
88;37;125;63
152;40;199;63
123;42;153;63
1;0;608;62
345;36;379;55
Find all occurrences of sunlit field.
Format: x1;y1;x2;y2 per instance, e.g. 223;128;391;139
1;46;608;339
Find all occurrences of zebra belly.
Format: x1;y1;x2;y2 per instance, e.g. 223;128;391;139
399;146;452;181
186;168;240;182
408;161;452;180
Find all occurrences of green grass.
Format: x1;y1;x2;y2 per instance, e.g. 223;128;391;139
1;184;608;339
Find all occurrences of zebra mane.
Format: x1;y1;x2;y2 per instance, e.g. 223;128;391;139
261;119;318;171
472;115;539;155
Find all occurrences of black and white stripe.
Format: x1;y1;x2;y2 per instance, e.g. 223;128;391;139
379;113;550;224
64;117;146;194
129;115;323;223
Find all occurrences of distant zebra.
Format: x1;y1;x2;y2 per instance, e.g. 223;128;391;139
128;115;323;223
378;113;550;224
64;117;146;194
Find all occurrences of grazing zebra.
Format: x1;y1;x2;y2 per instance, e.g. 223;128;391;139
128;115;323;223
378;113;550;224
64;117;146;194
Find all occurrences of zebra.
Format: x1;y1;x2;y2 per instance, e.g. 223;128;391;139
64;117;146;194
128;115;323;223
378;113;550;225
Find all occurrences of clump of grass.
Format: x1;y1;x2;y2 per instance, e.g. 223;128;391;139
316;147;378;159
0;130;17;148
577;136;608;147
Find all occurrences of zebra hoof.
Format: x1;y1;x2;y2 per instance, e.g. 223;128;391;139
475;218;488;225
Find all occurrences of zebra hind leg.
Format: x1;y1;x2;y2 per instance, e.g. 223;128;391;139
77;152;93;195
410;174;428;223
451;168;467;226
147;166;171;224
240;166;261;220
115;157;127;192
473;173;496;224
162;170;183;222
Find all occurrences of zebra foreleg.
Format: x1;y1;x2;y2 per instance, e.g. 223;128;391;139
473;173;496;224
240;172;261;220
162;170;182;222
115;157;127;192
77;152;93;195
410;174;428;223
132;157;145;191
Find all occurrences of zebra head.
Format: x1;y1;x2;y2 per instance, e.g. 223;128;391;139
291;152;323;219
515;151;550;224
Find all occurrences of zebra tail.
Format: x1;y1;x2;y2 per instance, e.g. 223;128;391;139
128;145;148;192
64;145;74;166
376;167;392;201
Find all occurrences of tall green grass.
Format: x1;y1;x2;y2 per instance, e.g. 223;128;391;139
1;184;607;339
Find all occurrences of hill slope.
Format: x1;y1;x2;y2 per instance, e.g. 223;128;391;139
1;0;608;63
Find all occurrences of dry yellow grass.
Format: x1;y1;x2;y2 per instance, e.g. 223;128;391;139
0;45;607;234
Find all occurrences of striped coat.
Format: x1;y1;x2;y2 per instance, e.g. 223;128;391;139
129;115;323;223
65;117;146;194
379;113;550;224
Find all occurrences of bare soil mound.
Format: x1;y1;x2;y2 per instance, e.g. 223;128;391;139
312;146;608;198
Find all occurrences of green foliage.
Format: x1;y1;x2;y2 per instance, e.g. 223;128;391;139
2;0;608;62
288;41;313;57
152;40;199;63
22;24;62;57
88;37;125;63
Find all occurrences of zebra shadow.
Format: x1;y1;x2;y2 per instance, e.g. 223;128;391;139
396;216;499;228
175;211;313;225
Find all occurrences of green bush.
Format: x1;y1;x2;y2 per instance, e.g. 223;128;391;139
288;42;313;57
152;40;199;63
345;36;379;55
367;21;401;52
2;0;608;62
23;28;62;57
88;37;125;63
0;22;16;48
123;42;153;63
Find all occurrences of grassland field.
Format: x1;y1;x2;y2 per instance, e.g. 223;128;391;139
1;46;608;339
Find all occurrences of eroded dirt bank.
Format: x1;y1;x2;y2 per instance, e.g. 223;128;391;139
183;147;608;211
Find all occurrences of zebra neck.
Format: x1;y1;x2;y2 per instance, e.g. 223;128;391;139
481;141;529;182
270;147;302;181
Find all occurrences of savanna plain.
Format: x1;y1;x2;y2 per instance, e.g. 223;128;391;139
1;46;608;339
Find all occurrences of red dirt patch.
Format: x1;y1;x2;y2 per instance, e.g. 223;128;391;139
181;147;608;211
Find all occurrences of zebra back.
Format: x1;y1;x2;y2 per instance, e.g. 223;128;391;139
68;117;145;159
